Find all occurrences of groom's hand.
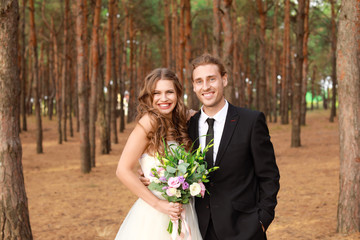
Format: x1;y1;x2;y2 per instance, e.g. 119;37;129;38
137;168;150;186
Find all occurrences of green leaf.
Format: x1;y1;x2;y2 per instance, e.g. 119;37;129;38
148;182;164;192
166;166;177;173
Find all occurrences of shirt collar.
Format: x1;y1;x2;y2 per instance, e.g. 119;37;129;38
200;100;229;125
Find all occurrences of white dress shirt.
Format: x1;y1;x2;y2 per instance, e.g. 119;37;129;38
199;100;229;165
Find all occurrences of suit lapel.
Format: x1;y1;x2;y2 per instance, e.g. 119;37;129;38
215;104;239;166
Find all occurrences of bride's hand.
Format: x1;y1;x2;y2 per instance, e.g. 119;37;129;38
155;200;182;220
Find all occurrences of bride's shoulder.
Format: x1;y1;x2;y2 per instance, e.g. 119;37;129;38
137;113;155;134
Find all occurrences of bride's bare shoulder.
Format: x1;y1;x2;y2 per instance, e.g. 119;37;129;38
137;113;155;135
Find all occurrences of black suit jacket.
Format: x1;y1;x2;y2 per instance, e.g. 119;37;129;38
188;103;280;240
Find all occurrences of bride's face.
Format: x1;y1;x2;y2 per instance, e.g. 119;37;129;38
152;79;178;118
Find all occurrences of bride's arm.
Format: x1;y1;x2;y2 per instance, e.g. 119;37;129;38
116;114;182;219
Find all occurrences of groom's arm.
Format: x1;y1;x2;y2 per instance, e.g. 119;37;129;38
250;112;280;230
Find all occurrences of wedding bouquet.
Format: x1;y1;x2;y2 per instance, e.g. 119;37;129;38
148;139;219;238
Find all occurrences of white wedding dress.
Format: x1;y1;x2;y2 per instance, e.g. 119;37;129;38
115;145;203;240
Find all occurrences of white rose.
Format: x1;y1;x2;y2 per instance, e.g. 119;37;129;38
175;190;181;198
189;183;201;196
167;187;177;196
150;177;161;184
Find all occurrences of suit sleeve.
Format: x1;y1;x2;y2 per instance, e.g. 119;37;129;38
250;112;280;230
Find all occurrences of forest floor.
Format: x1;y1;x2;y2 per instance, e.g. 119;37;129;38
21;109;360;240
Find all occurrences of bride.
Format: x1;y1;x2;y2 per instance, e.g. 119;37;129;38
115;68;202;239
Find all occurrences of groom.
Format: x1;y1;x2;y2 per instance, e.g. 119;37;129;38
188;54;280;240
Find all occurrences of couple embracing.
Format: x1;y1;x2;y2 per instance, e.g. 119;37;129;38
115;54;280;240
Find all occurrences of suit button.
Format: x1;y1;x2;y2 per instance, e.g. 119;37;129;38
210;183;214;187
206;205;209;209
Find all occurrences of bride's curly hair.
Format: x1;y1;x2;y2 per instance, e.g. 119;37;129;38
136;68;192;156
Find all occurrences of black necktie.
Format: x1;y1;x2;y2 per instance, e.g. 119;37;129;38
205;118;215;167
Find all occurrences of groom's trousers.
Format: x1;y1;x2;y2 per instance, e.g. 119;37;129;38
204;218;219;240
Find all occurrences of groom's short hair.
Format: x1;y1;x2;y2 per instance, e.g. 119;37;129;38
190;54;227;81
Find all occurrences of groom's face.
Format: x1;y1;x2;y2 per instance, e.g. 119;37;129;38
192;64;227;112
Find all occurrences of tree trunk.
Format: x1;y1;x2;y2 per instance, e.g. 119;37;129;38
242;14;253;108
90;0;101;167
256;0;267;115
0;1;33;238
171;0;178;71
111;2;118;144
232;15;239;107
336;0;360;233
220;0;234;104
164;0;172;68
98;35;110;154
291;0;305;147
29;0;43;153
62;0;70;142
178;0;185;84
310;65;316;110
50;18;62;144
69;60;74;138
48;39;55;121
184;0;198;109
76;0;91;173
301;0;310;125
127;15;136;123
281;0;290;124
329;0;337;122
212;0;221;58
271;0;279;123
104;0;115;151
20;0;27;131
119;0;128;133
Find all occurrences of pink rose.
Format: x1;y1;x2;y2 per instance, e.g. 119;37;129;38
199;182;206;198
168;177;181;188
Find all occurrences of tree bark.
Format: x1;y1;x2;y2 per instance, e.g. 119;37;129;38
111;2;118;144
119;0;128;133
310;65;316;110
336;0;360;233
29;0;43;153
281;0;291;124
49;18;62;144
184;0;198;109
212;0;221;58
104;0;115;151
291;0;305;147
329;0;337;122
220;0;234;104
76;0;91;173
127;15;137;123
90;0;101;167
20;0;27;131
171;0;178;71
271;0;279;123
301;0;310;125
178;0;185;84
164;0;171;68
256;0;267;115
243;14;253;108
0;0;33;238
62;0;69;142
98;35;109;154
232;13;239;107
